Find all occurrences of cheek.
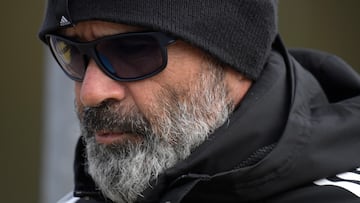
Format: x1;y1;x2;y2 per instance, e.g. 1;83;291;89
166;58;202;84
126;81;161;112
74;82;83;110
74;82;81;95
127;47;206;110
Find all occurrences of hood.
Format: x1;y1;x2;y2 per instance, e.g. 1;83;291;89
139;36;360;202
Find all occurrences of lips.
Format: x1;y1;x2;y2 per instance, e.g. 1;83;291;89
95;131;140;145
94;130;124;144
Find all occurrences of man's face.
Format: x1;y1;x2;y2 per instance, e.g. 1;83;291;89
63;21;249;203
65;21;221;143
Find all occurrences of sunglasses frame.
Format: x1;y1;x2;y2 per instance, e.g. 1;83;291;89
46;31;176;82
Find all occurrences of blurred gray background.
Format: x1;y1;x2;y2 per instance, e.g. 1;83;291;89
0;1;359;202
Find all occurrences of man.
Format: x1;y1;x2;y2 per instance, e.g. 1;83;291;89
39;0;360;202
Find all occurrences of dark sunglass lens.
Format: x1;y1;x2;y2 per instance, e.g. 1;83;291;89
96;35;163;79
49;37;86;80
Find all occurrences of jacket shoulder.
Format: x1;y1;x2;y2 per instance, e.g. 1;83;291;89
57;192;105;203
57;192;80;203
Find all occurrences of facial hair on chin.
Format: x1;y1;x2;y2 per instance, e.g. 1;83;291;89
76;59;234;203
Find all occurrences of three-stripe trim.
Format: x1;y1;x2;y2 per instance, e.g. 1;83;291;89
314;168;360;197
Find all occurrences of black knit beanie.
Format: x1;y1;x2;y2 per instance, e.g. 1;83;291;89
39;0;278;80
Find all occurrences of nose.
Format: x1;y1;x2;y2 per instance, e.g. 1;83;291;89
79;60;127;107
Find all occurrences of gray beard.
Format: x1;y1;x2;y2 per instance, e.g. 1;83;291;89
79;60;234;203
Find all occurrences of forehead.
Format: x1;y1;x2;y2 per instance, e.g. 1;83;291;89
62;20;143;40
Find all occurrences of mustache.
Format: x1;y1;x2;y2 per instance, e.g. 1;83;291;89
79;100;153;139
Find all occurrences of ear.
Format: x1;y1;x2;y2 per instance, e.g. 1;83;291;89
224;67;252;107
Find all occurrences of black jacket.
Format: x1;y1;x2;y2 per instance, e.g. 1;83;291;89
60;37;360;203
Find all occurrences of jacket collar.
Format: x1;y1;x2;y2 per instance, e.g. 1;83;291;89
73;138;108;201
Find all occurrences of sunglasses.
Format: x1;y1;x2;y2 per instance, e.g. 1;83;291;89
46;32;176;82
